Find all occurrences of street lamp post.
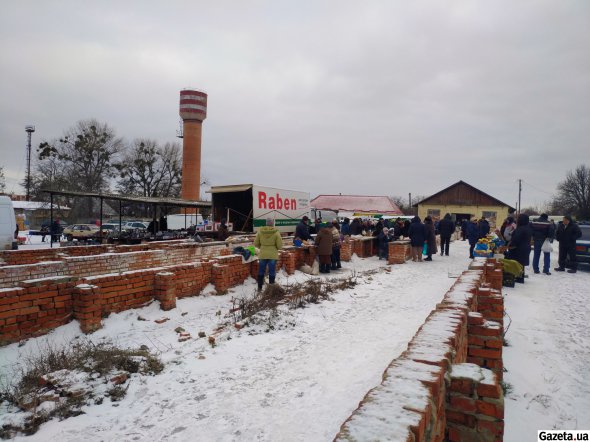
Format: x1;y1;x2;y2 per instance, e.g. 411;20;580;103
25;125;35;201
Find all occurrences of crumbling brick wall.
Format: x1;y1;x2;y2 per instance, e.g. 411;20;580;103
335;258;505;442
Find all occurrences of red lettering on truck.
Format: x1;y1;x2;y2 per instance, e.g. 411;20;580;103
257;191;297;211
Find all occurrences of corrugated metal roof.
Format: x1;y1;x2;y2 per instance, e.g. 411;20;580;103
310;195;403;215
12;201;70;210
41;190;211;208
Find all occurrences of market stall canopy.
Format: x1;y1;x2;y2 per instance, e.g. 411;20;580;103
41;190;211;208
310;195;403;215
12;201;70;210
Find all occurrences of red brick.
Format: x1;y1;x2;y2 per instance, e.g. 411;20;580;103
477;382;501;399
469;347;501;359
449;396;476;413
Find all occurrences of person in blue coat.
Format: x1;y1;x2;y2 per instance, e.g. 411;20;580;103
341;218;351;236
466;217;480;258
408;216;426;262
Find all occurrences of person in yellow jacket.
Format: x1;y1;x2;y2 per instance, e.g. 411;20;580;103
254;218;283;291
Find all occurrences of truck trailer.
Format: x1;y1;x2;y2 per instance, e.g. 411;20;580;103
208;184;310;233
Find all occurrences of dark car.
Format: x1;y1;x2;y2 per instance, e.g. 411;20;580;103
576;222;590;265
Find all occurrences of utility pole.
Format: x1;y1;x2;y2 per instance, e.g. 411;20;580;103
25;125;35;201
408;193;412;214
517;179;522;214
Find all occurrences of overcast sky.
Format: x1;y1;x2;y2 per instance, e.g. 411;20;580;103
1;1;588;208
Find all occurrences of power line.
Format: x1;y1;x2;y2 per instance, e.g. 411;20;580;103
521;180;555;196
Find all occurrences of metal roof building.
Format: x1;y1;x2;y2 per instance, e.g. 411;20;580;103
310;195;403;216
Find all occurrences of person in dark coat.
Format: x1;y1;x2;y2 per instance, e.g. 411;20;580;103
530;213;555;275
330;220;342;269
393;218;404;240
461;219;469;241
314;218;323;235
217;218;230;241
466;217;480;258
349;218;363;236
438;213;454;256
407;216;426;262
423;216;437;261
377;227;391;260
50;219;62;243
402;219;411;237
295;216;311;241
507;214;533;282
315;225;334;273
554;215;582;273
478;218;490;239
341;218;351;236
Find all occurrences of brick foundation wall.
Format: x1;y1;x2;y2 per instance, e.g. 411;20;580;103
335;258;505;441
0;241;240;289
0;276;76;344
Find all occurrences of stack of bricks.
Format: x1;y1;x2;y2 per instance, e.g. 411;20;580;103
340;239;352;262
72;284;102;333
278;250;297;275
0;276;74;344
446;363;504;441
350;237;376;258
467;312;503;381
154;272;177;310
336;261;505;441
388;240;411;264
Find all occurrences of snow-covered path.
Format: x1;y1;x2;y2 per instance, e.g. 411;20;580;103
2;244;472;442
503;255;590;439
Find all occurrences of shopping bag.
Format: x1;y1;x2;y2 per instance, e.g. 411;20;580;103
541;239;553;253
422;243;428;255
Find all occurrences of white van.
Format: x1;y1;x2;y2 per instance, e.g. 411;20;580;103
0;196;17;250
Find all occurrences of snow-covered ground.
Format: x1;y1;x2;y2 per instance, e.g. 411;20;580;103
1;240;589;441
503;252;590;438
16;231;61;250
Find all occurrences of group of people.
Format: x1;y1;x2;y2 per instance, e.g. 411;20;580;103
295;216;343;273
462;217;491;259
500;212;582;281
406;214;456;261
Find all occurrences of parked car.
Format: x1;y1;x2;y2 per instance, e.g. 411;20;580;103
62;224;101;241
100;223;121;232
576;222;590;265
123;221;148;231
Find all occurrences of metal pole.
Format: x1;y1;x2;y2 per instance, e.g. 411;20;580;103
518;179;522;215
99;197;103;242
25;126;35;201
50;192;53;249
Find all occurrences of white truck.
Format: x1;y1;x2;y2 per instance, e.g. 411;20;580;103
0;196;18;250
208;184;310;233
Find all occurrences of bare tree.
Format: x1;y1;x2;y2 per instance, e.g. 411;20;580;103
116;139;181;198
37;119;123;219
552;165;590;220
390;194;426;215
0;167;5;193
